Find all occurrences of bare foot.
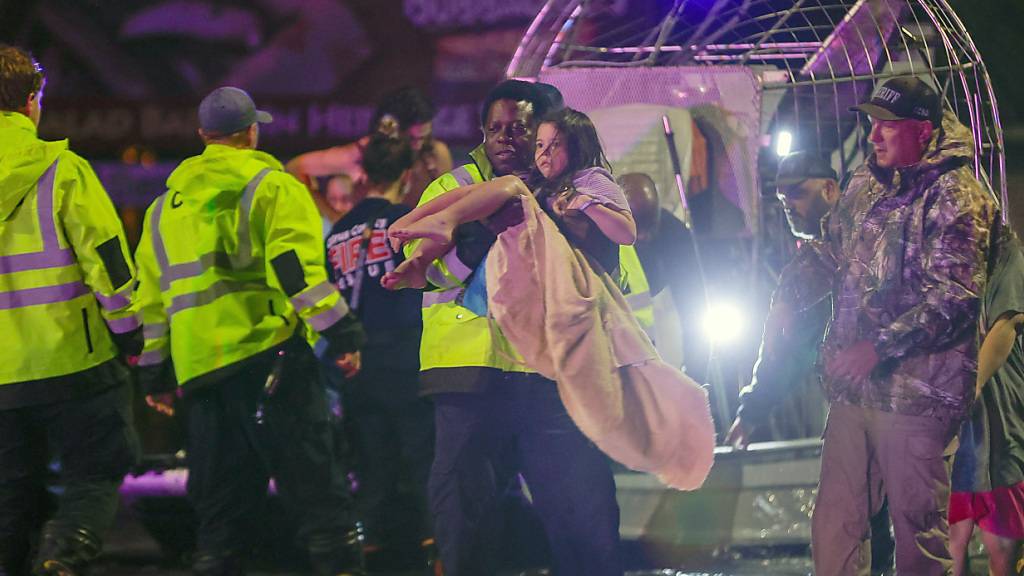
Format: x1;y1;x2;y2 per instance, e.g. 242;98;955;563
381;256;429;290
387;230;403;253
388;213;456;250
387;212;419;251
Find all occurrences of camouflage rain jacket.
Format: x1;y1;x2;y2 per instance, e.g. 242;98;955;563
738;240;834;429
822;111;997;421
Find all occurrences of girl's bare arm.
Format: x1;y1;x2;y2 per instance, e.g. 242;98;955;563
977;312;1024;393
393;174;529;231
581;203;637;245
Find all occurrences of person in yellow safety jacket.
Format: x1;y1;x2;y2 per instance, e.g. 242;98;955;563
416;79;624;576
0;44;142;576
618;244;655;339
133;87;367;576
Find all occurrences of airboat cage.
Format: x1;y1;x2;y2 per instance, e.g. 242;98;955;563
507;0;1007;235
507;0;1007;439
502;3;1006;549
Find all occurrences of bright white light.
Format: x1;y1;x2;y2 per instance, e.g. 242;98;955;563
775;130;793;157
702;301;745;345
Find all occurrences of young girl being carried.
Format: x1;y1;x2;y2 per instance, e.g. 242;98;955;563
381;107;636;290
383;106;716;491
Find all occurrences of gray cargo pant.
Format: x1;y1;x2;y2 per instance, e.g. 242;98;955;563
811;403;959;575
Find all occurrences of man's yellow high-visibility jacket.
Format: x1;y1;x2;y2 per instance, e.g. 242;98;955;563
0;111;140;390
134;144;358;390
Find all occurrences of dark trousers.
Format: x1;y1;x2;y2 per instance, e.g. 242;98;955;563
183;342;354;575
0;380;138;576
429;372;623;576
345;371;434;546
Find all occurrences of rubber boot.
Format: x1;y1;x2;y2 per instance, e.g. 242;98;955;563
307;525;366;576
191;551;245;576
31;523;100;576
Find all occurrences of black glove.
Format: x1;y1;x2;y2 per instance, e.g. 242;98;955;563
322;313;367;357
136;359;177;396
112;325;144;357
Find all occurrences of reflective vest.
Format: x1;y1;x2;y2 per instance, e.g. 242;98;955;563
134;145;349;386
413;146;530;372
0;112;139;384
619;244;655;338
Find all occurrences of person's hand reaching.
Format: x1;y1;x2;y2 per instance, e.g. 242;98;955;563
146;393;176;417
336;351;361;379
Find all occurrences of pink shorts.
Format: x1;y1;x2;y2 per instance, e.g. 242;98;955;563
949;481;1024;539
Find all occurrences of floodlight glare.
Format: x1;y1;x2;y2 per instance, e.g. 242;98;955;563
702;301;745;345
775;130;793;157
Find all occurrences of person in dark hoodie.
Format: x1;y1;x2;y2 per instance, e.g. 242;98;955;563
0;44;143;576
133;86;367;576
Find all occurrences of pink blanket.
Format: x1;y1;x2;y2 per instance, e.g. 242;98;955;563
485;194;715;490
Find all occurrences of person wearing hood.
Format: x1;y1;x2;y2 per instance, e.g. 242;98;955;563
0;45;143;576
133;87;367;576
811;77;996;575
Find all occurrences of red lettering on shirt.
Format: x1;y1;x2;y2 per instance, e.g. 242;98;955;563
366;230;391;263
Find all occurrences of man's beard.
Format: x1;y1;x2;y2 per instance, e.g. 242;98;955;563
786;211;826;240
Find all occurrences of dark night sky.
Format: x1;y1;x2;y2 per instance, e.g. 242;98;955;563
949;0;1024;126
1;1;1020;117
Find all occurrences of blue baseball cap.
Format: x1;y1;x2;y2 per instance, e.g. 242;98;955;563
198;87;273;135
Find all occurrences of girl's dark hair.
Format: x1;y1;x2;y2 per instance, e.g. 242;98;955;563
533;107;610;195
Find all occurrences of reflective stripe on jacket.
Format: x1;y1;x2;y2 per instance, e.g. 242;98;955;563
0;111;139;384
134;144;349;387
618;244;654;337
411;145;530;373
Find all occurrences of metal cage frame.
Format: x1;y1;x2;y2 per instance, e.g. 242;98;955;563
507;0;1006;215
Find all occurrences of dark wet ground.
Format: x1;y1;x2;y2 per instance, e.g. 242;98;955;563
98;503;997;576
98;500;820;575
99;458;992;576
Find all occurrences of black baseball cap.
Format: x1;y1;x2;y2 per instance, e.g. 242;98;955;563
535;82;565;113
777;151;838;188
850;77;940;124
198;87;273;135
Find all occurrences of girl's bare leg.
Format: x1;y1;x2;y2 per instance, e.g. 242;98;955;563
381;238;450;290
389;185;477;249
388;175;529;251
389;211;459;250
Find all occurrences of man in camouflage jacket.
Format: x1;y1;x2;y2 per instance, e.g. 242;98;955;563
811;77;996;575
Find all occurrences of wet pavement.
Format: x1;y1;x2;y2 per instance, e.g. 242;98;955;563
101;461;992;576
97;506;994;576
97;500;820;575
